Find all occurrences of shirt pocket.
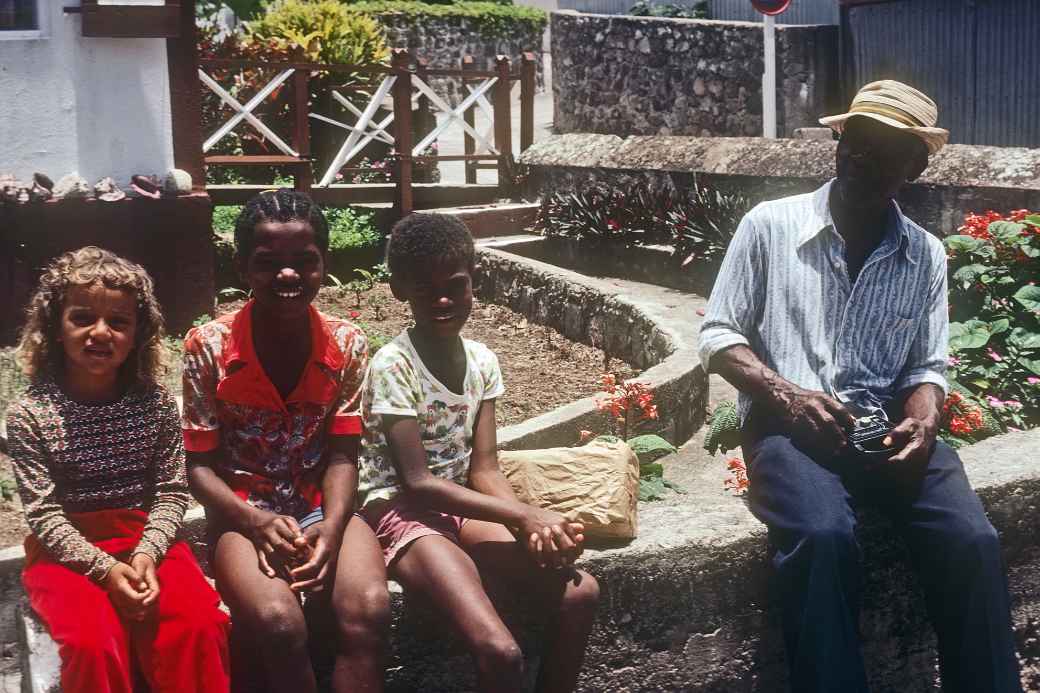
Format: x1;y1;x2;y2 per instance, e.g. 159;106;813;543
877;313;919;373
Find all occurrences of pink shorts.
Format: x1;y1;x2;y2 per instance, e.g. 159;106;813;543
361;496;468;567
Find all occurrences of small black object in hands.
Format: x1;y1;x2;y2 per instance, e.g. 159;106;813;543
847;415;896;456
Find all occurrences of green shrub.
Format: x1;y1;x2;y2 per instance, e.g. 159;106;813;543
244;0;390;67
535;182;750;267
0;347;29;414
212;205;242;237
326;207;381;251
942;209;1040;440
352;1;547;37
629;0;708;18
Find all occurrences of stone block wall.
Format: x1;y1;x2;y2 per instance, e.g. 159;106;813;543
552;12;840;138
378;14;545;105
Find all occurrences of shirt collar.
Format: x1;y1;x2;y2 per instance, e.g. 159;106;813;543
798;179;915;264
225;299;345;371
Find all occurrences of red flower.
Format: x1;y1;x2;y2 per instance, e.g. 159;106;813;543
349;310;360;319
724;457;749;495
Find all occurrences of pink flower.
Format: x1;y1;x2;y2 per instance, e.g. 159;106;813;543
948;356;962;367
987;348;1003;362
1006;399;1023;410
1028;377;1040;385
986;395;1005;409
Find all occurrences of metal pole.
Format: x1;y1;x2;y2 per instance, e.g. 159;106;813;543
762;13;777;138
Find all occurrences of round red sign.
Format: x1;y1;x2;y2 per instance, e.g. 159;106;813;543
750;0;791;15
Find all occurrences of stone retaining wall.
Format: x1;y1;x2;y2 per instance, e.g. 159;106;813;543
378;13;545;105
520;133;1040;236
552;12;839;138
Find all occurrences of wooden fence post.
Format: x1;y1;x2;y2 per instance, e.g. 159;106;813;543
292;66;313;192
391;49;414;218
520;52;536;153
462;55;477;185
493;55;513;193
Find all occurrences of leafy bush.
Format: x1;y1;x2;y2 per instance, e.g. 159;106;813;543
629;0;708;19
942;209;1040;443
0;347;29;414
245;0;390;67
212;205;242;237
326;207;381;251
352;1;547;37
535;182;750;268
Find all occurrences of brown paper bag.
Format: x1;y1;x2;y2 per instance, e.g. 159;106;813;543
498;439;639;540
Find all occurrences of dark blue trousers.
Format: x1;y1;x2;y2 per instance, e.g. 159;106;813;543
743;431;1021;693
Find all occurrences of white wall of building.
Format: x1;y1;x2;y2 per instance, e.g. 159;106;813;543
0;0;174;188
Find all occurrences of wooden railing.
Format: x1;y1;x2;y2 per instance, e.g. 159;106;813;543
198;48;537;216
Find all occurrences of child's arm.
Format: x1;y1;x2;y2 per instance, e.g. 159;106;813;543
467;398;585;566
6;405;119;582
7;405;154;618
384;404;582;568
182;328;304;567
130;389;192;603
288;434;359;591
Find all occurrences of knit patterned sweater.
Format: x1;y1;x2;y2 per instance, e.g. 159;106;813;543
5;380;190;583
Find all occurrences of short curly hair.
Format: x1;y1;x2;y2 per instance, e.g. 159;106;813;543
386;213;474;278
235;189;330;259
16;246;167;388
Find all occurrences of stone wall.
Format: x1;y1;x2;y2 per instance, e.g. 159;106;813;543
378;13;545;105
520;133;1040;236
552;12;840;138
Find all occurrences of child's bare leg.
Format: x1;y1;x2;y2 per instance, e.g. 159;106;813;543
461;520;600;693
212;530;316;693
326;515;391;693
392;535;525;693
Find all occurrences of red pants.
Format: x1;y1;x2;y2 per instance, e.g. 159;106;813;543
22;509;230;693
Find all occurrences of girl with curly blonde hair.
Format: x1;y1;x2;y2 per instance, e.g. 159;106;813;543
6;246;230;693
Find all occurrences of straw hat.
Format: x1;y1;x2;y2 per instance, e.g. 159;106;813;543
819;80;949;155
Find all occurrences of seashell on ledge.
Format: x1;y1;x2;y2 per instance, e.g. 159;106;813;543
53;173;91;200
94;177;126;202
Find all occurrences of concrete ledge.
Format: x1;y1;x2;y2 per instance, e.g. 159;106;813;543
520;133;1040;235
475;242;710;449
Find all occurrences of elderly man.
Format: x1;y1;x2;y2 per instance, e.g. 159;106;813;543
699;81;1021;692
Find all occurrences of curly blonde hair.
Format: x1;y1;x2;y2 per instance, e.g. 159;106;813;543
16;246;167;388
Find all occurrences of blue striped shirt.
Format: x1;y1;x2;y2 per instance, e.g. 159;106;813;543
698;180;949;423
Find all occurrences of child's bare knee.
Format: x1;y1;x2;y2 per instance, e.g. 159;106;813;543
562;570;600;614
248;598;307;650
334;583;391;644
475;635;524;675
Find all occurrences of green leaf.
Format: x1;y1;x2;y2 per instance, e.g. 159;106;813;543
639;462;665;479
1018;358;1040;377
703;401;741;455
988;221;1027;243
970;378;992;389
1008;327;1040;349
949;319;996;350
952;263;989;286
627;434;677;466
1024;215;1040;228
990;318;1010;335
1013;285;1040;312
638;476;667;502
944;235;985;253
663;479;687;494
592;435;621;445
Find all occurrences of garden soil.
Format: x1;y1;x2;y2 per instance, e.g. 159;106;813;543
0;283;637;549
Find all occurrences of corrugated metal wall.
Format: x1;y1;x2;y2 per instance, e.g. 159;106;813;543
556;0;838;23
706;0;838;24
842;0;1040;147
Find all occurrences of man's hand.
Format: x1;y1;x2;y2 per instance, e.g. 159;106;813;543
288;522;343;593
519;508;584;569
884;416;937;465
103;562;151;622
769;383;856;456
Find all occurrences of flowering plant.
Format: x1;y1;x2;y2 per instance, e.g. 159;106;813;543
723;458;749;495
587;374;682;501
943;208;1040;442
